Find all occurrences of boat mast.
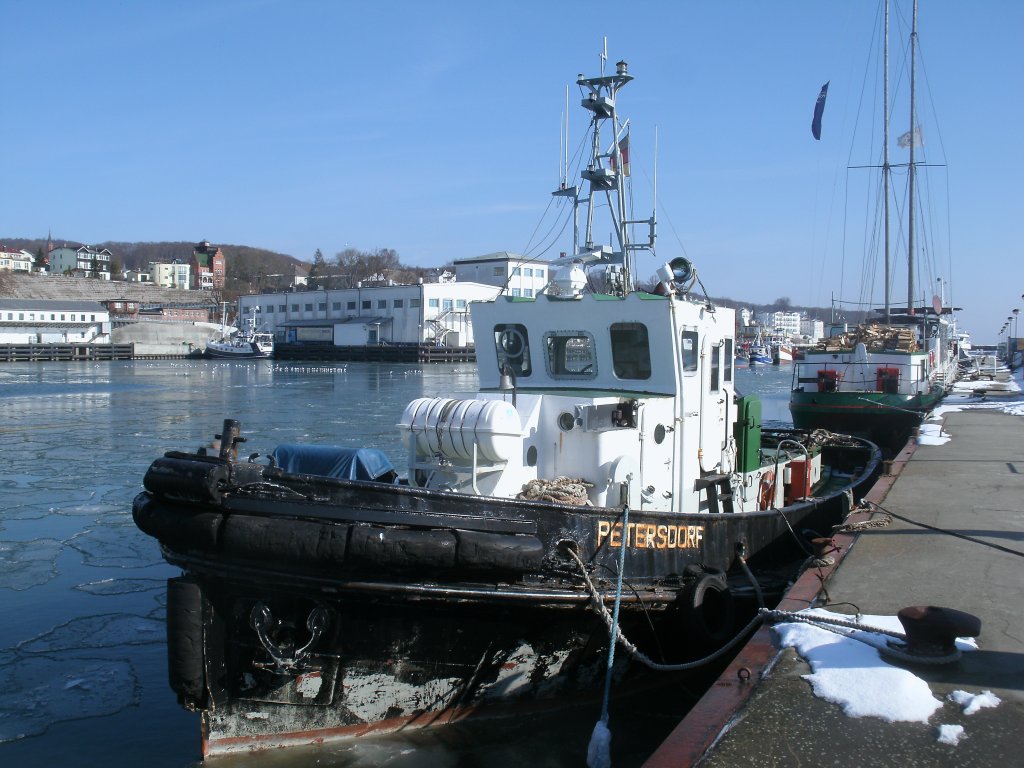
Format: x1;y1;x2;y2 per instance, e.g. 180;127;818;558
883;0;891;322
907;0;918;315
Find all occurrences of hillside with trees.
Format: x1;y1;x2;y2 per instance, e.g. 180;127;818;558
1;236;856;322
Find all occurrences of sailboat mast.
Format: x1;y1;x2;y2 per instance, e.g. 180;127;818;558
907;0;918;314
883;0;891;322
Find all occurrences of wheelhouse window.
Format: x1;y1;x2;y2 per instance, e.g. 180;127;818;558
681;330;698;373
724;339;734;383
610;322;651;380
494;324;531;377
544;331;597;379
710;345;721;391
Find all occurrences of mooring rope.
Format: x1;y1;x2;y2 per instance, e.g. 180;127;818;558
567;548;962;669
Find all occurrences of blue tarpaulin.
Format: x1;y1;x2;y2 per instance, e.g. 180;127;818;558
271;444;397;482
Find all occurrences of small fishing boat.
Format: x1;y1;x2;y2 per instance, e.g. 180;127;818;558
134;53;881;758
204;306;275;359
747;331;772;366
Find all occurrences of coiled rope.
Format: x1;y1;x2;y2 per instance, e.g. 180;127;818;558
518;477;594;505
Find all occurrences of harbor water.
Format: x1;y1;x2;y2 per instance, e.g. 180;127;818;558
0;359;795;767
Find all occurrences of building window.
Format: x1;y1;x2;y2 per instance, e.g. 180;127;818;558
428;298;439;308
393;299;404;308
524;289;533;298
291;304;299;312
377;299;387;309
347;301;356;310
305;303;313;312
524;268;533;277
442;299;453;311
544;330;597;379
333;302;342;311
611;323;651;380
410;298;421;308
318;303;327;312
512;267;521;276
278;305;286;312
456;299;467;309
535;269;544;279
493;266;503;276
266;306;274;313
511;289;521;297
362;300;371;310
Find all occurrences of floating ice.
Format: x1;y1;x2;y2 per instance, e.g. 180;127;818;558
0;539;62;591
0;656;138;743
18;613;165;654
66;524;162;568
73;578;165;596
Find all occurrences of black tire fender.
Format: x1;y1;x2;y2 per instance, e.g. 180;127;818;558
684;571;736;649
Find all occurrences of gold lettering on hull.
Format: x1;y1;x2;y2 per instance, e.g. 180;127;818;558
596;521;704;550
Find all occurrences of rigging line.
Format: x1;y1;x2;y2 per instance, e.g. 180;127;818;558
526;203;577;262
867;501;1024;560
522;195;571;259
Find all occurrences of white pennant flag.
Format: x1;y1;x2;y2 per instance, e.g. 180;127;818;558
897;126;924;148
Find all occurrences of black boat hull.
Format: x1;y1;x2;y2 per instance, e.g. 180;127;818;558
135;437;880;756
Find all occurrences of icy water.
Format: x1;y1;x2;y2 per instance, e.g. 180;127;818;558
0;359;793;767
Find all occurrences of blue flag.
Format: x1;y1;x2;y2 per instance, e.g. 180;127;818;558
811;81;829;140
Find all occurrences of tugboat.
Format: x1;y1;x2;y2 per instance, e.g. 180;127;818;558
134;54;881;758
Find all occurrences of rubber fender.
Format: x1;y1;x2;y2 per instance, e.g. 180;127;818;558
455;530;544;572
132;493;224;552
221;515;349;565
684;570;736;650
348;526;457;570
166;576;206;710
143;454;230;504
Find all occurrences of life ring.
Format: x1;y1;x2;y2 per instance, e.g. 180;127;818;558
684;570;736;650
758;470;776;510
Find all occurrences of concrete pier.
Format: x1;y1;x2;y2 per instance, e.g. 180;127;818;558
646;366;1024;767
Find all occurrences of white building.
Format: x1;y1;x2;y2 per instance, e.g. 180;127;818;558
453;252;550;297
149;261;191;290
0;247;33;273
48;245;112;280
757;311;802;339
0;299;111;343
241;280;501;347
800;317;825;342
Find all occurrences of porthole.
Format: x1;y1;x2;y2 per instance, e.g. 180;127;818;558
526;445;538;466
654;424;666;444
558;412;576;431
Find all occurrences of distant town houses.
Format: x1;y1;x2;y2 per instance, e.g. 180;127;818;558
191;241;225;291
0;246;34;273
49;244;113;280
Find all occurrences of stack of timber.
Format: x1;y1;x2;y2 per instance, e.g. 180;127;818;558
813;324;918;354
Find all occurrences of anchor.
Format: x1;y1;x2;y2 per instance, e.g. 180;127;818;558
250;602;331;672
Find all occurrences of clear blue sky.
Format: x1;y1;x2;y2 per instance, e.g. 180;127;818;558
3;1;1022;343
